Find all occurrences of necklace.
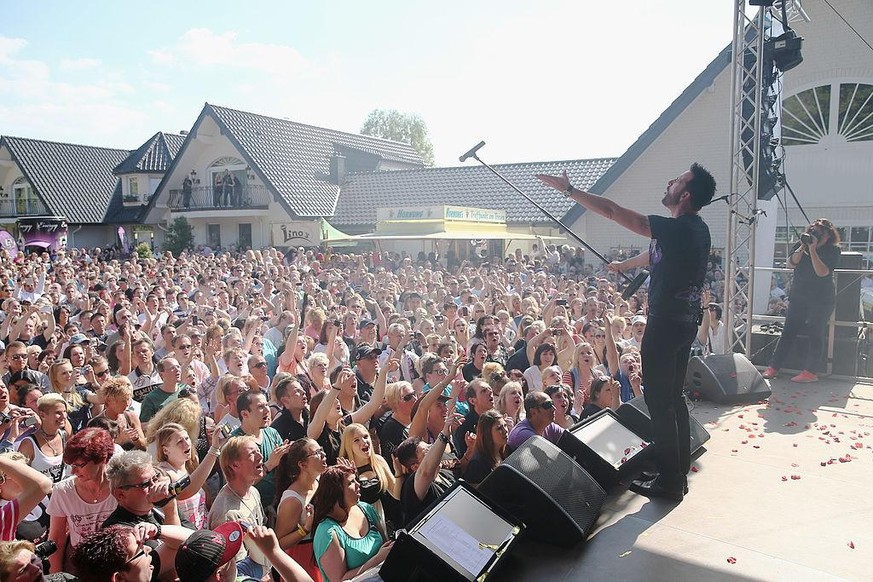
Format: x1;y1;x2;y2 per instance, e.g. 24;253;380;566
227;484;260;520
39;429;59;456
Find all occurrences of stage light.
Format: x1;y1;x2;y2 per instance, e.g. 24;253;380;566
770;30;804;72
748;0;775;6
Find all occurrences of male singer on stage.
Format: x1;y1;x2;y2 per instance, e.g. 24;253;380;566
537;164;716;502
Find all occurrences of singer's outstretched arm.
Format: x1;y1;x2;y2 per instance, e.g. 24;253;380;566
537;170;651;238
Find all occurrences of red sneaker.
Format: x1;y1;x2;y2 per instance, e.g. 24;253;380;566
762;367;779;379
791;370;818;383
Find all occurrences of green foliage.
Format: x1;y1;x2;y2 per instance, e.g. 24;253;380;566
361;109;434;166
163;217;194;257
134;242;152;259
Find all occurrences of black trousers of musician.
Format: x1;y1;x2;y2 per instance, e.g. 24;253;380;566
770;293;834;372
640;315;698;490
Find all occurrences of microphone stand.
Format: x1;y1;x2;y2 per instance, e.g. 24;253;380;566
460;141;649;299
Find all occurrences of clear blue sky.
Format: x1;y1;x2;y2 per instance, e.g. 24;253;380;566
1;1;738;166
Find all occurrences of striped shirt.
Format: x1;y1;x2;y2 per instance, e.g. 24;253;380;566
0;499;20;541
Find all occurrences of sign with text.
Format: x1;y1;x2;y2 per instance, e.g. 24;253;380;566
271;221;321;247
376;206;506;224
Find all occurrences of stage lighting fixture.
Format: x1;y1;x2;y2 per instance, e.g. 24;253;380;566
748;0;775;6
770;30;804;72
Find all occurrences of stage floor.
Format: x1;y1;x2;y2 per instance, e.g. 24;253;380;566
507;376;873;581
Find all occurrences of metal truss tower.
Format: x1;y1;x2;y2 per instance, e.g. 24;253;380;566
724;2;767;355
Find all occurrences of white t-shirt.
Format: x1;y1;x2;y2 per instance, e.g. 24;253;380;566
707;321;727;355
46;476;118;547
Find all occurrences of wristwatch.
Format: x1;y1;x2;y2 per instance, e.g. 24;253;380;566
438;432;450;445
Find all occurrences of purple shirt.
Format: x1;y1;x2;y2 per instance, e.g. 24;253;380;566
508;418;565;450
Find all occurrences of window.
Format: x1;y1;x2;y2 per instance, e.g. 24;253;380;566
13;180;40;214
783;82;873;145
838;83;873;143
128;177;139;196
238;224;252;250
207;224;221;249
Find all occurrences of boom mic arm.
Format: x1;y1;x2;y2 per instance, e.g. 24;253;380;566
459;141;486;163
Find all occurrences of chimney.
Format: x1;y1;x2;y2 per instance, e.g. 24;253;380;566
329;154;346;185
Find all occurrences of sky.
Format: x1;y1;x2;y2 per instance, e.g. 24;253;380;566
0;1;742;167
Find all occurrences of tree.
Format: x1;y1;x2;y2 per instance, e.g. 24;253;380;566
163;216;194;257
361;109;434;166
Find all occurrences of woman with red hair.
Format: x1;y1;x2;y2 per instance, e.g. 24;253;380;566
45;427;117;575
311;465;393;582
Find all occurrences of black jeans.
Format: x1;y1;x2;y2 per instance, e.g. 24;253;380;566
641;315;697;489
771;293;834;372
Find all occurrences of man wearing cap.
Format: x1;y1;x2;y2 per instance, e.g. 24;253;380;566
352;319;378;361
353;344;381;403
623;315;647;350
3;341;49;393
539;162;716;502
507;392;565;451
175;523;313;582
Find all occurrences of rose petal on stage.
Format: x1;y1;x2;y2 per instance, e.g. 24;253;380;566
727;557;737;564
791;463;798;467
691;466;699;472
848;541;855;549
781;476;788;481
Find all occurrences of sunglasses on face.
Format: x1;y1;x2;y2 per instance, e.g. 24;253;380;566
401;392;418;402
94;369;110;378
120;474;159;490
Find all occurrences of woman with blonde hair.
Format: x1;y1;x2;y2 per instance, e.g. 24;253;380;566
91;376;145;450
339;423;400;527
495;381;524;430
153;422;221;529
48;359;102;433
213;374;248;431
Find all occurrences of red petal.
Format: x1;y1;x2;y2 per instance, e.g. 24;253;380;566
690;466;699;472
848;541;855;549
727;557;737;564
781;476;788;481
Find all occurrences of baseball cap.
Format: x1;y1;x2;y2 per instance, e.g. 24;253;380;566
631;315;647;326
69;333;90;345
355;344;382;360
357;319;376;330
175;521;245;582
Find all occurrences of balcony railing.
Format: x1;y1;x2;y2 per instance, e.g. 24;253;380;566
167;185;272;211
0;198;52;217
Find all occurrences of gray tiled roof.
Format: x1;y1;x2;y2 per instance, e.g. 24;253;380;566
114;132;185;174
334;158;616;227
103;182;142;224
0;136;129;224
563;44;731;223
207;104;425;217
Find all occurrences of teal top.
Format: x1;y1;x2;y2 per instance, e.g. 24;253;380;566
422;382;469;415
313;502;383;580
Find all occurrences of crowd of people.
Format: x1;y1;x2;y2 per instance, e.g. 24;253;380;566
0;230;735;581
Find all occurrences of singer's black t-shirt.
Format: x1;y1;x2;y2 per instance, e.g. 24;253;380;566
647;214;710;321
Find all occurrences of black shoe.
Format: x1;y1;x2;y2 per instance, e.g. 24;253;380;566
637;471;690;494
629;477;684;502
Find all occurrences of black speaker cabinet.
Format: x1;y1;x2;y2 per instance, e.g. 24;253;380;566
616;395;711;454
478;436;605;547
557;409;654;489
835;252;863;335
685;353;771;404
380;481;523;582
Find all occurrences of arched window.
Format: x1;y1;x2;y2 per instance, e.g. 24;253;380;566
783;82;873;145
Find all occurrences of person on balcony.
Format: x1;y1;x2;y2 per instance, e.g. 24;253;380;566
181;176;193;209
212;173;223;208
231;173;243;207
222;170;233;207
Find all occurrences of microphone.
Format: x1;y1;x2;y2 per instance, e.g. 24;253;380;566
459;141;486;163
621;270;650;300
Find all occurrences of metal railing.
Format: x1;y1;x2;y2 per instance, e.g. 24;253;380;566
167;185;271;211
0;198;52;217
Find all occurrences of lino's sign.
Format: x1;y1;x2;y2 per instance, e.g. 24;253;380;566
271;222;320;246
